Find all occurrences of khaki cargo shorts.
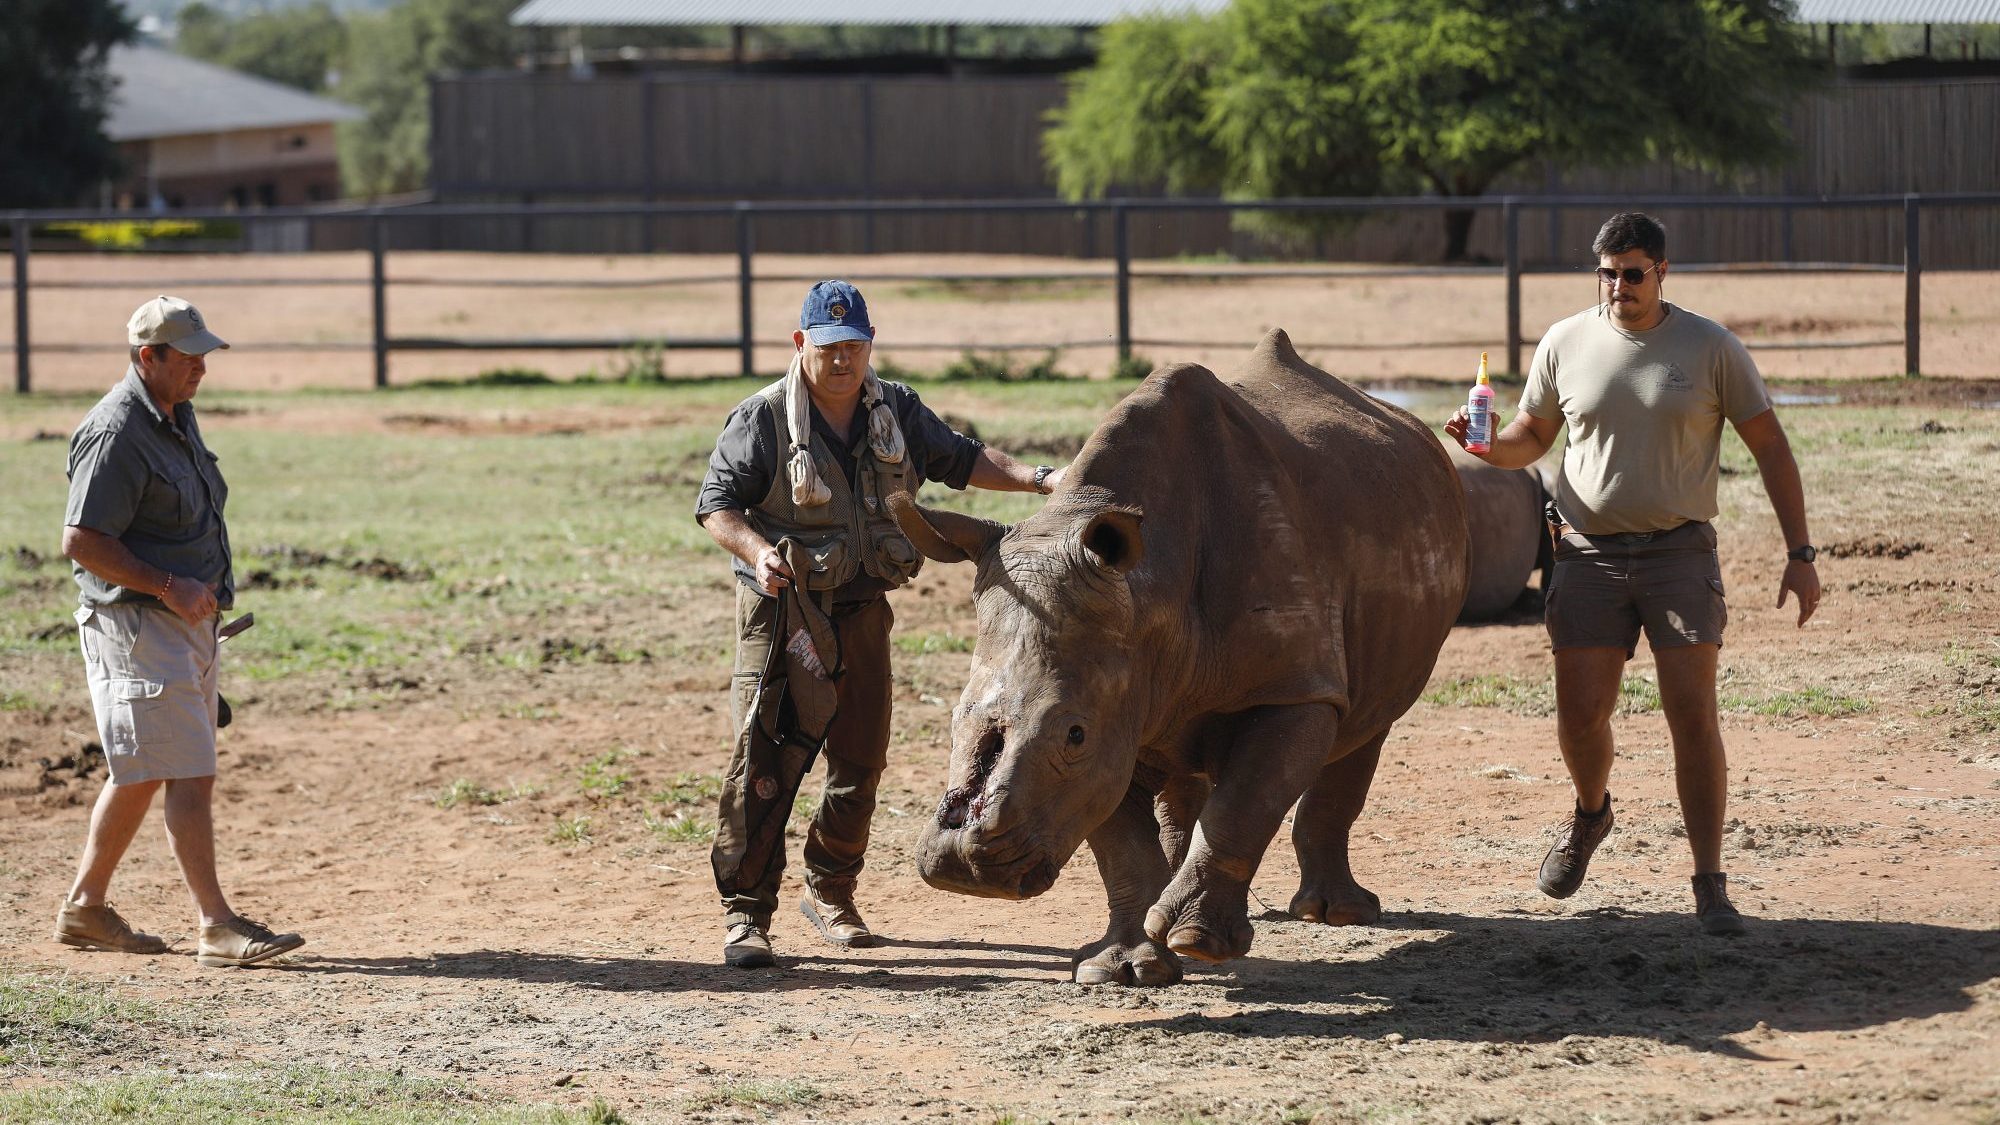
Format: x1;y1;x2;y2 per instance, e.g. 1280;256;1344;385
76;603;220;784
1545;520;1727;658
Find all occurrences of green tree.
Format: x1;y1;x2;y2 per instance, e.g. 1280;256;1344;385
337;0;518;197
0;0;135;207
176;1;348;93
1046;0;1823;259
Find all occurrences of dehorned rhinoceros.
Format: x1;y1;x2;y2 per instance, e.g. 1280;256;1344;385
1447;443;1554;621
886;329;1470;986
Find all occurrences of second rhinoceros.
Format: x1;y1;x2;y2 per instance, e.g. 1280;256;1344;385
1448;443;1554;621
887;329;1469;985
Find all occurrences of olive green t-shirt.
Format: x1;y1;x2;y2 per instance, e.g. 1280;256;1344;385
1519;302;1771;536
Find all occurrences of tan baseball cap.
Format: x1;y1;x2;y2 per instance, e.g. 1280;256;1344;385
127;295;229;355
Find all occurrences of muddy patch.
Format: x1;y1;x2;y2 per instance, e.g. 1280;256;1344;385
244;545;435;588
1826;536;1926;560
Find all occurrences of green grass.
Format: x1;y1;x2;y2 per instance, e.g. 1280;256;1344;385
576;750;632;800
433;778;539;810
683;1079;822;1113
0;968;201;1067
0;379;1120;716
651;771;722;807
1421;673;1556;717
546;816;592;847
0;1064;620;1124
1428;673;1872;721
894;631;975;655
644;809;715;844
1721;686;1872;718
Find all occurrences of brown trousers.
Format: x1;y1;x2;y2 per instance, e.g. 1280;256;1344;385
718;586;893;929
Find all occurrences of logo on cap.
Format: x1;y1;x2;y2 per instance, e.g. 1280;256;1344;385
829;304;847;320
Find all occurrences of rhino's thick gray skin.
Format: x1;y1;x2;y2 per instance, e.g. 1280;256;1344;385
1448;443;1553;621
889;330;1470;986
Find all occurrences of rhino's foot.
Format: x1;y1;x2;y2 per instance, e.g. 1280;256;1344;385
1143;900;1254;964
1289;881;1382;926
1074;938;1184;986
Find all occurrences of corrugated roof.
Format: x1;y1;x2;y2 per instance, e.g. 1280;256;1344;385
1793;0;2000;21
511;0;1232;27
104;45;363;143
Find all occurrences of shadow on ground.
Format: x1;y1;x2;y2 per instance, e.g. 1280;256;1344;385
1187;909;2000;1051
292;911;1999;1051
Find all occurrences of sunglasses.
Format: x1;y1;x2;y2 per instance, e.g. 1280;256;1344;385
1596;263;1661;285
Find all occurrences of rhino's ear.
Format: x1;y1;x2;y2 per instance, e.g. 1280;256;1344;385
1080;507;1144;577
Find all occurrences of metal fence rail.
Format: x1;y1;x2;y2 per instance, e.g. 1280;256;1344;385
8;192;1997;393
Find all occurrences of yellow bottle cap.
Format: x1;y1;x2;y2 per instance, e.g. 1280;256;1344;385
1477;351;1490;385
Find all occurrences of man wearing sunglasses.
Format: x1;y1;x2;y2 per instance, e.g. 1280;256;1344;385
1446;212;1819;936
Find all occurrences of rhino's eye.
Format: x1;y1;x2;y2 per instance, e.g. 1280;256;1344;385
1067;725;1086;746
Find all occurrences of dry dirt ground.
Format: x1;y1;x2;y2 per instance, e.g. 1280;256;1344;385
11;251;2000;389
2;379;1998;1123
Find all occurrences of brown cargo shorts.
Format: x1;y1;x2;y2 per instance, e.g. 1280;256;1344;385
1544;520;1727;657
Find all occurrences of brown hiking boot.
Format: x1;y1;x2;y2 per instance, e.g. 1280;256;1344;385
1692;872;1748;936
1537;792;1614;899
196;916;304;968
53;900;169;954
800;882;880;949
723;921;776;968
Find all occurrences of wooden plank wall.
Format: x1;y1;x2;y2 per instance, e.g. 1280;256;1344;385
418;74;2000;266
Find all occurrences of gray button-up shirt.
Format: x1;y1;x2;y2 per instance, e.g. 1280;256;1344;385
64;367;234;610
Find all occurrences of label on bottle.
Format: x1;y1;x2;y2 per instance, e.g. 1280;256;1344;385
1466;401;1492;449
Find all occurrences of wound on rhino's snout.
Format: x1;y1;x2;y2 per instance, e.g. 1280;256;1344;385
937;725;1005;830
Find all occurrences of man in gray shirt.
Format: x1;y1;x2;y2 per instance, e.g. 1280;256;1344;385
55;295;304;968
1447;214;1820;936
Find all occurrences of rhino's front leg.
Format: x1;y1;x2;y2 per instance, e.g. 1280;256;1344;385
1145;703;1340;963
1076;780;1183;986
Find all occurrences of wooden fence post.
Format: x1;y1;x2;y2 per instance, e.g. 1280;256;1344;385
736;205;755;378
370;210;388;389
11;215;28;394
1113;204;1131;363
1504;197;1522;376
1904;195;1921;377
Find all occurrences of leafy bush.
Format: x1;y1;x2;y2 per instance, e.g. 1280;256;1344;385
1112;352;1155;380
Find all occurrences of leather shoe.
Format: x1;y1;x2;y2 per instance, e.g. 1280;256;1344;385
800;882;880;948
1537;792;1614;899
723;921;776;968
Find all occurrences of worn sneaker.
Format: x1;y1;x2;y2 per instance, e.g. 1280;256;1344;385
196;916;305;968
800;882;881;949
1692;872;1748;936
723;921;776;968
53;900;169;954
1537;791;1614;899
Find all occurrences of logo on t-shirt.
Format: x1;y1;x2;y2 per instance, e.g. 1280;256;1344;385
1662;362;1692;392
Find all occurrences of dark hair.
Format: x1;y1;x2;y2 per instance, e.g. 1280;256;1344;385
129;343;179;364
1591;212;1667;262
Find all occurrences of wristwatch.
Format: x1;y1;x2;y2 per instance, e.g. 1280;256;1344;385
1033;465;1057;495
1787;544;1818;564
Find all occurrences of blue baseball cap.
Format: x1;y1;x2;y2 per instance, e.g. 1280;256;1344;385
800;280;875;346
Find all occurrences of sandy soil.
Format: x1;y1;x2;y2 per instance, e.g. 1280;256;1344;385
2;389;1998;1123
11;252;2000;390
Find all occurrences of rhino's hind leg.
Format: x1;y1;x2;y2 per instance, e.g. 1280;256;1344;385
1077;781;1183;986
1289;730;1387;926
1146;703;1342;964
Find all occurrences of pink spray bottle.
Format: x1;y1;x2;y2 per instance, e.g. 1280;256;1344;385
1464;351;1494;455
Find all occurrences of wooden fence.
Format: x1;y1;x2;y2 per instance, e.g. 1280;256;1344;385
424;74;2000;266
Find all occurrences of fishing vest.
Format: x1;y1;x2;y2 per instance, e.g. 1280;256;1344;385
748;379;923;594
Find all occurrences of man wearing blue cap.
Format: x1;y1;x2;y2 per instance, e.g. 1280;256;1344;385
696;280;1065;968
